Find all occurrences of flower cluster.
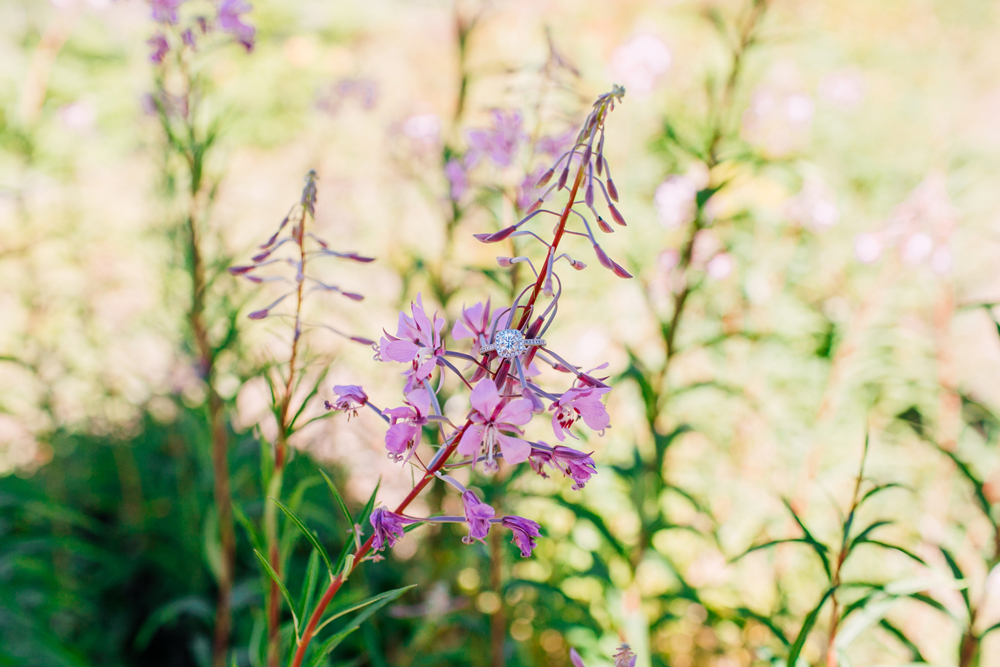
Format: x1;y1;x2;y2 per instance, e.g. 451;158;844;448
146;0;256;65
328;88;628;560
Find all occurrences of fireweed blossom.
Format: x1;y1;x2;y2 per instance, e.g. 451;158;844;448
550;385;611;441
378;295;447;390
501;516;541;557
370;507;418;551
458;379;534;468
461;490;494;544
383;389;432;462
528;443;597;490
295;88;630;667
324;385;368;419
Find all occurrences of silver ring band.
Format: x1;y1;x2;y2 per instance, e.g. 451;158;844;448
481;338;546;352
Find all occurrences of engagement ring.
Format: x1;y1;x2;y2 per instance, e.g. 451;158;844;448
481;329;546;359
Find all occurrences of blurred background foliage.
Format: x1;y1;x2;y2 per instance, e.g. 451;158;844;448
3;0;1000;666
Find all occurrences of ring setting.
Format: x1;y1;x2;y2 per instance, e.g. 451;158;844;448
481;329;546;359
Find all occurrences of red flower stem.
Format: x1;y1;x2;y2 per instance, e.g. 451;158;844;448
266;208;308;667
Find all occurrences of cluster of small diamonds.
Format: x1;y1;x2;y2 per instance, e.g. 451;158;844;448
493;329;527;358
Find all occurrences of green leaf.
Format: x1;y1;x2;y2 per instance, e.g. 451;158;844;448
289;367;331;432
782;499;832;580
938;449;991;518
271;498;333;574
319;469;354;529
788;587;834;667
233;502;264;554
938;546;970;612
851;539;927;566
298;549;321;622
732;538;815;561
134;597;213;649
735;607;790;647
847;520;893;550
982;620;1000;637
252;549;299;638
878;619;927;663
307;585;416;667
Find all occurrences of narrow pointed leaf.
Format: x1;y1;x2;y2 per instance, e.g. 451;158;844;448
253;549;299;637
271;498;333;574
788;587;834;666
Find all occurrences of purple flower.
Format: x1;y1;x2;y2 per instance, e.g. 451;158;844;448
451;299;503;360
181;28;196;48
458;379;533;468
147;32;170;63
378;295;446;389
383;389;431;462
150;0;183;24
501;516;541;557
536;129;575;158
517;166;548;211
218;0;255;52
529;444;597;490
461;490;494;544
550;386;611;441
466;110;527;168
613;644;637;667
325;385;368;418
569;649;587;667
370;506;417;551
444;158;467;201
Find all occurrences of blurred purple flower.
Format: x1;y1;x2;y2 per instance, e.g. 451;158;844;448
325;385;368;419
570;649;587;667
370;506;418;551
147;32;170;63
149;0;183;24
517;167;548;211
218;0;255;52
461;490;494;544
535;129;575;158
458;380;533;468
383;389;431;462
550;386;610;441
444;159;468;201
502;516;541;557
466;110;527;168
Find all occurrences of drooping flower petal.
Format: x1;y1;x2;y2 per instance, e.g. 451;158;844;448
501;516;541;557
461;490;494;544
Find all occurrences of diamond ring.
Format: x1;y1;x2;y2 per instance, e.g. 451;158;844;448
481;329;546;359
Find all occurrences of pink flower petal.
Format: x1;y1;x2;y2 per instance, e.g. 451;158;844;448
498;433;531;465
458;424;486;457
382;339;420;363
469;380;501;416
498;398;534;426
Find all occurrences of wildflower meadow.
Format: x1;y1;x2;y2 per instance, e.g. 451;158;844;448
3;1;1000;667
